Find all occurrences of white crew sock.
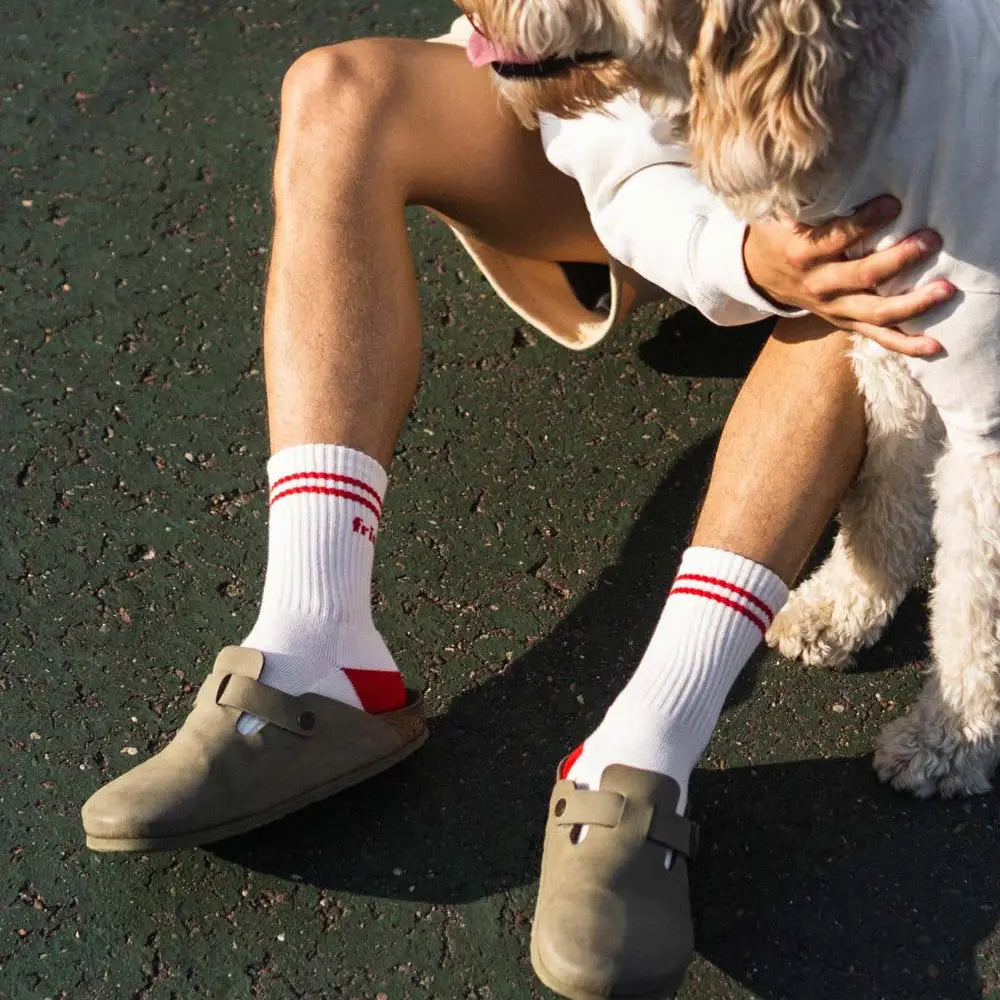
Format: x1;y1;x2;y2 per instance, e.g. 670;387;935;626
237;444;404;736
565;547;788;858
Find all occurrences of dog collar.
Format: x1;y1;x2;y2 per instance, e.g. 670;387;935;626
491;51;613;80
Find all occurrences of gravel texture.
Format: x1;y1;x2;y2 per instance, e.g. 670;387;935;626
3;2;998;998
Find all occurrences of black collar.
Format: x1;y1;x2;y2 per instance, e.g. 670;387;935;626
491;50;612;80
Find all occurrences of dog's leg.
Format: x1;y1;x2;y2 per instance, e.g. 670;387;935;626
874;448;1000;797
767;340;941;667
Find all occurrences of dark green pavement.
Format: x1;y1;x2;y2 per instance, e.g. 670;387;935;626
3;2;999;998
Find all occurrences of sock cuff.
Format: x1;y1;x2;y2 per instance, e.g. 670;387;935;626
674;546;789;622
267;444;389;508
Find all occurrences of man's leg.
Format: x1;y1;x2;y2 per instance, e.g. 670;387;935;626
240;38;609;728
535;320;864;1000
265;38;604;465
692;320;866;582
81;37;612;842
565;319;865;832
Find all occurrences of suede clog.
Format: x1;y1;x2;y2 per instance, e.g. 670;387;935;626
82;646;427;852
531;764;699;1000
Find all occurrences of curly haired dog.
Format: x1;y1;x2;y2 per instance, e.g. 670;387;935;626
462;0;1000;799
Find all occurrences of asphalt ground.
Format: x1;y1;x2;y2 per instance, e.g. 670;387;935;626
3;2;1000;999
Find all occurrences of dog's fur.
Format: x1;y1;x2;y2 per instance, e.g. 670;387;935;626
463;0;1000;798
457;0;701;132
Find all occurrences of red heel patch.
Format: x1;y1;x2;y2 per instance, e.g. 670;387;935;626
343;668;407;714
560;743;584;780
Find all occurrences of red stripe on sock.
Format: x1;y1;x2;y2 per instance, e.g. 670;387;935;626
343;667;406;714
269;485;381;520
667;586;768;636
560;743;584;780
673;573;776;624
270;471;382;508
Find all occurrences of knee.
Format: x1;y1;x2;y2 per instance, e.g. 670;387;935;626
275;39;403;189
279;40;404;142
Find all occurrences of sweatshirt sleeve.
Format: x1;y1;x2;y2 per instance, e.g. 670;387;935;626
539;101;803;326
592;161;790;325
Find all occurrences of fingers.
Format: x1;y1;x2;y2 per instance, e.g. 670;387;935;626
822;279;953;356
823;286;950;349
848;230;943;289
847;323;943;357
823;279;954;325
808;237;953;306
801;195;901;258
749;194;954;359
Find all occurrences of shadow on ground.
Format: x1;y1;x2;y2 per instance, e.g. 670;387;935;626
639;310;776;379
212;431;730;898
693;757;999;1000
212;310;998;999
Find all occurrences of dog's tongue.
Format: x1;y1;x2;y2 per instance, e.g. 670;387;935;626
466;26;534;67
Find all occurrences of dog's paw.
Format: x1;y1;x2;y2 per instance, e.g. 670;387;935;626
766;593;852;668
766;586;891;668
873;712;997;798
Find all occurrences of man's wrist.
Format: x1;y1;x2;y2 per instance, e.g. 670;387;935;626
741;226;797;312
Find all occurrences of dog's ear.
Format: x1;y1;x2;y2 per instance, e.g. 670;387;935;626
690;0;847;216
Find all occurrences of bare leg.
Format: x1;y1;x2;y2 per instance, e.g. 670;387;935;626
768;341;941;667
692;316;867;584
265;39;604;467
227;37;611;729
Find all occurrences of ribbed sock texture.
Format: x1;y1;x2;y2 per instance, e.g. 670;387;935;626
237;444;403;735
567;547;788;823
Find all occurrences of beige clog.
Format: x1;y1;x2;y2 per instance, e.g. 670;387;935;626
82;647;427;852
531;764;699;1000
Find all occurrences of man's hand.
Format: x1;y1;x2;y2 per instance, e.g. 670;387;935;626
743;196;954;357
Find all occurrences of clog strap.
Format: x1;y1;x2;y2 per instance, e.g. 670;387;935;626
214;673;318;736
553;788;626;828
648;807;699;859
552;785;699;859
